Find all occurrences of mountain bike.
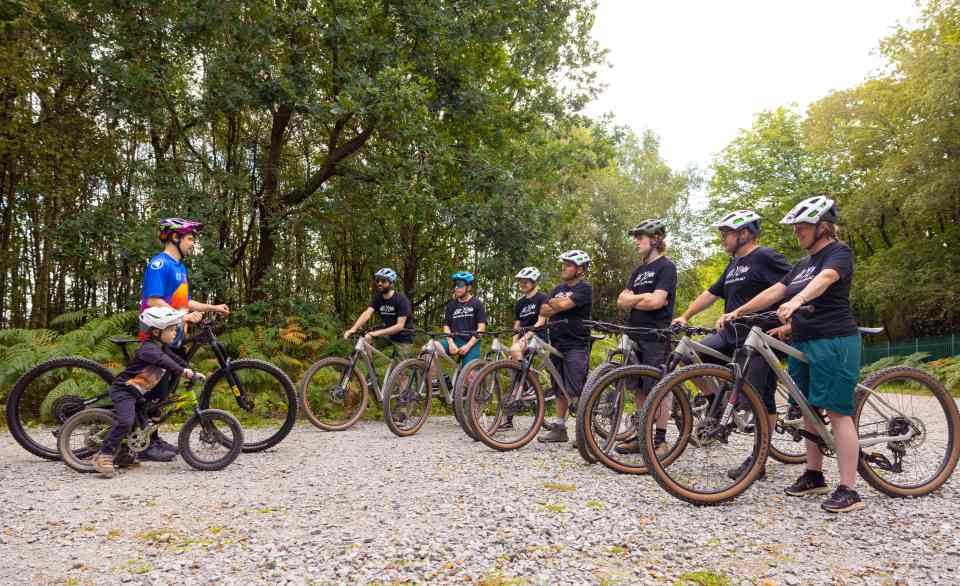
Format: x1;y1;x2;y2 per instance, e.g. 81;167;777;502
5;314;297;458
380;329;487;437
58;373;243;473
464;321;605;452
638;311;960;505
298;330;410;431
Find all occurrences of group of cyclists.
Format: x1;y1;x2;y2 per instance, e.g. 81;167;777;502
97;193;865;514
340;195;864;513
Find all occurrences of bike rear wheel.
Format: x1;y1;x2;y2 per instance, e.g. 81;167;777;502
640;364;769;506
6;357;114;460
57;408;117;473
178;409;244;471
199;359;297;453
468;360;544;451
299;357;369;431
382;358;432;437
856;366;960;498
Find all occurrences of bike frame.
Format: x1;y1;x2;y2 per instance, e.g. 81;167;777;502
731;326;918;452
340;336;403;404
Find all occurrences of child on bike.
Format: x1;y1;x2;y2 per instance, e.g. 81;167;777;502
92;307;202;477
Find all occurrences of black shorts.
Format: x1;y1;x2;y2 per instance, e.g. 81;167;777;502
626;338;669;393
550;347;589;398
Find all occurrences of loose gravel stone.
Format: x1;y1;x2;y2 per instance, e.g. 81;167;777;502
1;418;958;585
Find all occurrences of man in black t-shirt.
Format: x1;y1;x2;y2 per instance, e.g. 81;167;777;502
537;250;593;444
344;267;415;358
440;271;486;366
614;219;677;456
672;210;791;478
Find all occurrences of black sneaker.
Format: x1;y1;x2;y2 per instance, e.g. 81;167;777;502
537;423;568;443
153;436;180;455
726;457;766;481
614;438;641;454
821;485;864;513
784;470;829;497
138;442;177;462
497;419;514;431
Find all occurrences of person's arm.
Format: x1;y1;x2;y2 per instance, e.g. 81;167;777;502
540;296;575;317
777;270;839;323
140;344;189;378
717;282;788;328
188;299;230;315
674;291;719;325
462;322;485;353
344;307;375;338
512;320;521;344
631;290;668;311
369;315;408;339
616;289;640;311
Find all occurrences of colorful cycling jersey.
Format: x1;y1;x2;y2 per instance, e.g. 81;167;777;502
141;252;190;311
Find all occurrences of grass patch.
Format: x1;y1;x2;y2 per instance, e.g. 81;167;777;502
586;499;604;510
542;503;566;514
674;570;732;586
543;482;576;492
478;572;528;586
607;545;628;556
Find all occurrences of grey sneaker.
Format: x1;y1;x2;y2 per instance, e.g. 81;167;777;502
821;485;864;513
537;423;568;443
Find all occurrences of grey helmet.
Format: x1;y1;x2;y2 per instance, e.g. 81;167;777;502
558;249;590;267
713;210;762;234
780;196;838;225
514;266;541;282
628;218;667;237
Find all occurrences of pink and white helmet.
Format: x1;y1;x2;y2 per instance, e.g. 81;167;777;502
159;217;203;241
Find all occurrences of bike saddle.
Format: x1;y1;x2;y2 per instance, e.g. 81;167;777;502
110;337;139;347
858;326;884;335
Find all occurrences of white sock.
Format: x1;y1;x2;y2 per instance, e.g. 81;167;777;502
554;417;565;427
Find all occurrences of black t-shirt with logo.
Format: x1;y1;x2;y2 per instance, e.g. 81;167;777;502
624;256;677;341
369;292;415;344
443;297;487;336
515;291;548;340
708;247;792;313
780;241;859;342
546;281;593;351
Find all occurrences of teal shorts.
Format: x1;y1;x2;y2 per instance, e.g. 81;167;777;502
787;334;861;416
440;337;480;366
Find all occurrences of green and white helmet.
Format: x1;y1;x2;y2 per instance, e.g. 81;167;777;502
628;218;667;237
515;266;541;281
558;249;590;267
780;196;838;225
713;210;762;233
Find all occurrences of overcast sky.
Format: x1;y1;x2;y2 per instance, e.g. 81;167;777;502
584;1;921;171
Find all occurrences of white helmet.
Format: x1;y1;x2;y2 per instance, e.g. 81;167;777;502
139;307;186;331
713;210;762;233
558;250;590;267
515;266;541;282
781;196;838;225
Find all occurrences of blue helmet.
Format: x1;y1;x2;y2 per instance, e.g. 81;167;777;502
374;267;397;283
451;271;475;285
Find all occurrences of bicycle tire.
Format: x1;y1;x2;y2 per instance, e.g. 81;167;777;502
768;383;806;465
178;409;244;471
382;358;433;437
6;356;115;460
57;408;117;474
298;357;369;431
856;366;960;498
640;364;769;506
576;360;629;464
199;359;297;453
452;359;489;440
468;359;544;452
577;365;680;474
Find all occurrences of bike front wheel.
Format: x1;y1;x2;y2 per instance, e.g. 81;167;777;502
639;364;769;506
452;359;489;441
299;357;369;431
468;360;544;452
178;409;244;471
199;359;297;453
382;358;432;437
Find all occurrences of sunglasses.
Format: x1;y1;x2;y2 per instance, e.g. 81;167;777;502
453;283;468;289
375;279;391;285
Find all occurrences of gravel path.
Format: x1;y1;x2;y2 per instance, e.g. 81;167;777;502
1;418;958;585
